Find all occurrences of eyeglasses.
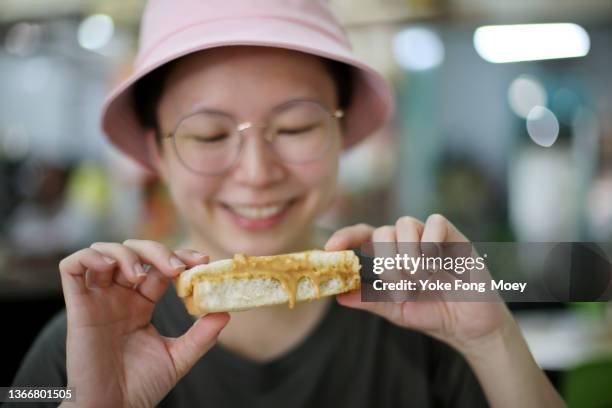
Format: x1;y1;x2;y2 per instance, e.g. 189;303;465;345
161;99;344;175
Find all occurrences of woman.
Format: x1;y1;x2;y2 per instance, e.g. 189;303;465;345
12;1;565;407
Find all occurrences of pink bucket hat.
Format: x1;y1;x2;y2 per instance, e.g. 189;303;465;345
101;0;395;171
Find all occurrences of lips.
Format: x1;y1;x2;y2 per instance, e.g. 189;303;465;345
220;199;296;229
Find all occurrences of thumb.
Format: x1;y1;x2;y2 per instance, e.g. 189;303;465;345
168;312;230;378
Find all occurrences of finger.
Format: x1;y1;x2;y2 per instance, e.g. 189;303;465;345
395;216;425;272
420;214;471;274
372;225;397;266
395;216;424;242
134;249;209;303
393;216;426;298
395;216;424;248
90;242;147;285
87;254;120;289
59;248;118;296
372;225;397;271
372;226;404;301
92;264;115;288
325;223;374;251
136;267;171;303
114;266;140;290
421;214;468;243
173;249;209;267
122;239;187;278
372;225;396;243
167;312;230;378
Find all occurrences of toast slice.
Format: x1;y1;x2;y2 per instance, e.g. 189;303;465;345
175;250;361;314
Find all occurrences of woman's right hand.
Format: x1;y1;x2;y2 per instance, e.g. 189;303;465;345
58;239;229;408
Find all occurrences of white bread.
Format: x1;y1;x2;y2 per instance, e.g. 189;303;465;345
175;250;361;314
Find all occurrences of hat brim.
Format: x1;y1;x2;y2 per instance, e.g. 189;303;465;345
101;16;394;172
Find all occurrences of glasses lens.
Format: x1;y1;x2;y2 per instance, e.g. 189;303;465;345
173;112;240;174
269;101;335;163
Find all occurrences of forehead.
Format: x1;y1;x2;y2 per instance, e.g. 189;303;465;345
158;46;337;121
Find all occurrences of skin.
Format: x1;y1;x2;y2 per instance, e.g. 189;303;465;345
326;218;565;408
59;47;565;407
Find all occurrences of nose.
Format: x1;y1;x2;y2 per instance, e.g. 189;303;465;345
231;128;285;186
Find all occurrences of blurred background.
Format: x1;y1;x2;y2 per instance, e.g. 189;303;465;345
1;0;612;405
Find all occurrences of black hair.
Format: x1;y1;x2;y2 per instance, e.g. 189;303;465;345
133;55;353;145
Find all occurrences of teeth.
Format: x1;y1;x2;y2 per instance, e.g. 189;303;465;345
228;202;288;219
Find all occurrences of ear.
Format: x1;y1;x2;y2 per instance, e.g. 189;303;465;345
145;130;168;182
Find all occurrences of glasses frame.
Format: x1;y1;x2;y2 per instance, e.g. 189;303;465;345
161;99;344;176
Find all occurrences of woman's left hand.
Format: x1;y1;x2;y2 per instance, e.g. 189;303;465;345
325;214;513;355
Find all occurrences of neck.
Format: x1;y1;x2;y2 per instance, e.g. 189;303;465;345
217;297;332;362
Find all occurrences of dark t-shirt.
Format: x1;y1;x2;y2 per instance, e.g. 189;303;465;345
9;288;488;407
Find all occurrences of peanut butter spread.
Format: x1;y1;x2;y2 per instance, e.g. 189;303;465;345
192;250;360;308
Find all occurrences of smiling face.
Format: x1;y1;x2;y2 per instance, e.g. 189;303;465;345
149;46;342;259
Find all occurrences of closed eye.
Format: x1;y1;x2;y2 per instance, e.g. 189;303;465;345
278;123;319;136
188;133;229;143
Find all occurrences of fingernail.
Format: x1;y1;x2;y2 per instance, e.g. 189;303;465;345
190;250;207;258
103;255;116;265
170;256;186;270
134;263;147;278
